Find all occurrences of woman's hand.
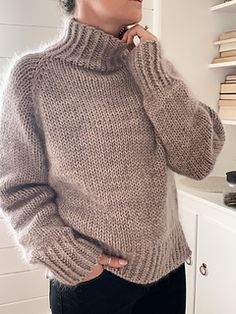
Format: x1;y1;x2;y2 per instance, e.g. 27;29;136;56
121;24;158;51
81;254;128;282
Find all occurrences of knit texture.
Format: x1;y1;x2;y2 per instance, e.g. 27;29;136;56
0;16;225;287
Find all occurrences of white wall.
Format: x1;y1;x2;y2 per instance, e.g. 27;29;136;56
154;0;236;177
0;1;65;312
0;1;64;311
0;1;154;313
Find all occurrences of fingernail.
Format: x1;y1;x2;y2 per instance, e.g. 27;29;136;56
119;259;128;265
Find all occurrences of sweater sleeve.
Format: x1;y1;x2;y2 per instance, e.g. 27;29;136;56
127;39;225;180
0;54;103;287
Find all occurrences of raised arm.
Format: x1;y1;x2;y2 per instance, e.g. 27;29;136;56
0;54;103;287
127;39;225;180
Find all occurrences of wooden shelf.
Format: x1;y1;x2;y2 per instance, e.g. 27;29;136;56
211;0;236;13
208;61;236;68
221;119;236;125
213;37;236;45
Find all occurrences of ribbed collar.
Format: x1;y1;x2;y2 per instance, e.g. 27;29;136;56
49;16;130;72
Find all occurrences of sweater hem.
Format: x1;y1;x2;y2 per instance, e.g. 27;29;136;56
102;221;192;285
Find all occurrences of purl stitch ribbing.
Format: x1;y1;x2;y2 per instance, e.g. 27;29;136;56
0;16;225;287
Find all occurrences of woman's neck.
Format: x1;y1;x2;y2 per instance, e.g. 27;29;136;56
46;16;130;72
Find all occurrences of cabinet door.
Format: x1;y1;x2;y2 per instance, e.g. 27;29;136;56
0;215;50;313
179;206;198;314
195;215;236;314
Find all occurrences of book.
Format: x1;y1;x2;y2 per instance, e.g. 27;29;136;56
218;99;236;107
221;49;236;57
219;29;236;41
219;42;236;52
214;37;236;45
218;106;236;120
212;55;236;63
225;74;236;80
220;83;236;93
220;94;236;100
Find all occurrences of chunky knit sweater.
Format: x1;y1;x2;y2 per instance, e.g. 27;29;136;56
0;16;225;287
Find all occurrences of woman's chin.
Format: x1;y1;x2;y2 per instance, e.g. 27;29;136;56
125;14;142;26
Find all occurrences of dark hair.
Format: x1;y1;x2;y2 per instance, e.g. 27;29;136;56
59;0;76;15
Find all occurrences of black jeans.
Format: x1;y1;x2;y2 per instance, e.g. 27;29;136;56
49;262;186;314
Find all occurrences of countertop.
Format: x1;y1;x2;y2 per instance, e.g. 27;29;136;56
174;173;236;214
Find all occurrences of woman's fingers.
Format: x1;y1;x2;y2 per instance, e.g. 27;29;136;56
82;255;128;282
99;254;128;268
121;23;158;48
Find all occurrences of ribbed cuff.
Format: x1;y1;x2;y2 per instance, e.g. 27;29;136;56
128;39;182;96
198;102;226;151
30;231;103;287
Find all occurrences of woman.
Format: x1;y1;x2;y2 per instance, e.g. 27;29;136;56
0;0;225;313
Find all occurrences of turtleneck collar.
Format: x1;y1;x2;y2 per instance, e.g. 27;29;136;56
49;16;130;72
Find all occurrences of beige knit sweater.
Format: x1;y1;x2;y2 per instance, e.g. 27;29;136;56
0;16;225;287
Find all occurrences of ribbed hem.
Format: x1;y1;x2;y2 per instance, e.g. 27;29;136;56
128;39;182;97
30;231;103;287
103;221;192;285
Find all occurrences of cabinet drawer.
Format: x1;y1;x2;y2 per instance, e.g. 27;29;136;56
0;296;49;314
0;269;48;305
0;247;38;275
0;219;17;248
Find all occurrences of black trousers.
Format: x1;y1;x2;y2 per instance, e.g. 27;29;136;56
49;262;186;314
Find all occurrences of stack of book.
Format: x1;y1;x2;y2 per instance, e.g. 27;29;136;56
212;29;236;64
218;74;236;120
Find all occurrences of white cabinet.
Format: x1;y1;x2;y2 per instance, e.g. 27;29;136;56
177;187;236;314
179;207;197;314
0;215;50;314
196;215;236;314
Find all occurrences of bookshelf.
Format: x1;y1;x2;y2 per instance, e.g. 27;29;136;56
211;0;236;13
154;0;236;173
209;1;236;126
209;34;236;68
208;61;236;68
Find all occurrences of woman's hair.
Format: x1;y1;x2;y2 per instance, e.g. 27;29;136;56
59;0;76;15
58;0;128;40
